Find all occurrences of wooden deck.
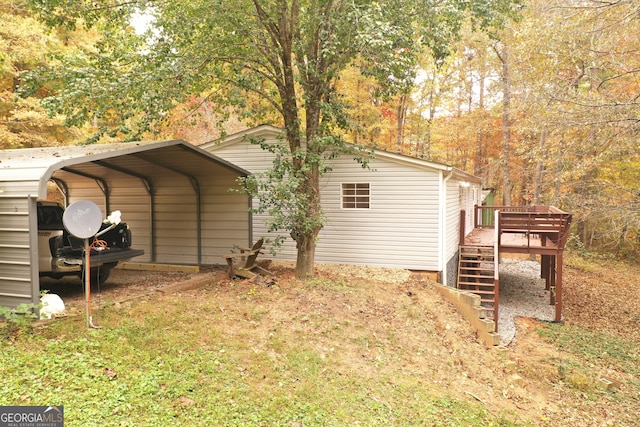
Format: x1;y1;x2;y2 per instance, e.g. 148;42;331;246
460;205;573;324
465;227;550;249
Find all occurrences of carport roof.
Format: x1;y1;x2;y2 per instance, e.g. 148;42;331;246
0;140;250;198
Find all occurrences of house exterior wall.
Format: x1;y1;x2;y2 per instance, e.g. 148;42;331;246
460;184;479;236
444;177;461;284
442;179;482;286
316;156;441;270
204;128;480;272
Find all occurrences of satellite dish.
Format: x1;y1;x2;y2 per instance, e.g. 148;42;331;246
62;200;103;239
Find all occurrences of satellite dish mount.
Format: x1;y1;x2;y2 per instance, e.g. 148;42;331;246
63;200;104;329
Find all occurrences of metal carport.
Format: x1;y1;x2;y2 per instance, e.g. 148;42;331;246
0;140;251;308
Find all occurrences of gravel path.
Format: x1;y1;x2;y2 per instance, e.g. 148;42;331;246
497;258;555;346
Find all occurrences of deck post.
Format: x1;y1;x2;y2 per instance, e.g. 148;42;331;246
541;255;550;290
464;205;570;327
549;255;556;305
459;210;466;246
555;251;563;322
473;204;479;228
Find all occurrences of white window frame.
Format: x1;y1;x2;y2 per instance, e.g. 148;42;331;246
341;183;371;209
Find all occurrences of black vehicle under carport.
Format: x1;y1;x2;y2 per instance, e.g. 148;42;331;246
0;140;252;309
37;200;145;285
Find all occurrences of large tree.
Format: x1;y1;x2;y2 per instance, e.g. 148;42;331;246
0;0;89;148
25;0;519;278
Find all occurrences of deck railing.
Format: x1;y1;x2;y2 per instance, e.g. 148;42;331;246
474;205;552;228
474;205;572;250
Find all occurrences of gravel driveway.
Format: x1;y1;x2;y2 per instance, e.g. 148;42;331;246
497;258;555;346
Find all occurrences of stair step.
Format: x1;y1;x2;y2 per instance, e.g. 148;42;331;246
460;253;495;256
460;254;494;258
458;288;495;294
460;262;493;265
459;281;495;286
459;283;495;288
459;273;495;278
459;281;495;285
457;243;498;326
459;271;495;276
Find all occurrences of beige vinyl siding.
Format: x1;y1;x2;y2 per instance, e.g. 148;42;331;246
209;135;443;270
317;156;441;269
206;127;482;273
461;184;481;236
445;177;461;264
206;138;300;259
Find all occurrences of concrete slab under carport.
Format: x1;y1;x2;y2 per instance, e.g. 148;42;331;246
0;140;252;309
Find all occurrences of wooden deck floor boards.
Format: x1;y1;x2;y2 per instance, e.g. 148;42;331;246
464;227;560;253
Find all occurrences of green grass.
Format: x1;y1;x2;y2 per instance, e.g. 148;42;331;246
536;322;640;398
536;323;640;378
0;287;526;427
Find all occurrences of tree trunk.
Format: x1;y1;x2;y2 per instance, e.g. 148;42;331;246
495;44;512;205
552;142;563;206
396;93;407;152
292;162;322;279
295;231;317;279
533;128;546;205
474;51;486;177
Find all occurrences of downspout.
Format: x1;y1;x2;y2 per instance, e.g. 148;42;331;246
439;168;454;286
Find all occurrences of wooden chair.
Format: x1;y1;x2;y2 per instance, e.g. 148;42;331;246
223;239;271;279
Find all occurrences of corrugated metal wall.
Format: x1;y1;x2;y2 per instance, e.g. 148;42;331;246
0;187;39;307
53;150;249;265
0;142;250;309
206;135;297;260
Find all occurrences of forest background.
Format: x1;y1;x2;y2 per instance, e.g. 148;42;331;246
1;0;639;260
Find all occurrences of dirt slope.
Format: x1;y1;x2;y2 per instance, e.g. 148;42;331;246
42;256;640;426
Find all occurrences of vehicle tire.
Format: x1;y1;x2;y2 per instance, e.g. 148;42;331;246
90;267;111;286
81;266;112;286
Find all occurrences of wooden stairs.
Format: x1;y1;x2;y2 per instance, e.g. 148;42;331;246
457;245;499;328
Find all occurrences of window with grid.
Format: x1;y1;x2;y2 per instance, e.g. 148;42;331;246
341;183;370;209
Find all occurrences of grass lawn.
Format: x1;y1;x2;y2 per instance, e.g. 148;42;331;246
1;267;527;426
1;256;639;426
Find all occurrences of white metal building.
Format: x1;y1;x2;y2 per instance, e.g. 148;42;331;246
202;125;482;284
0;140;250;308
